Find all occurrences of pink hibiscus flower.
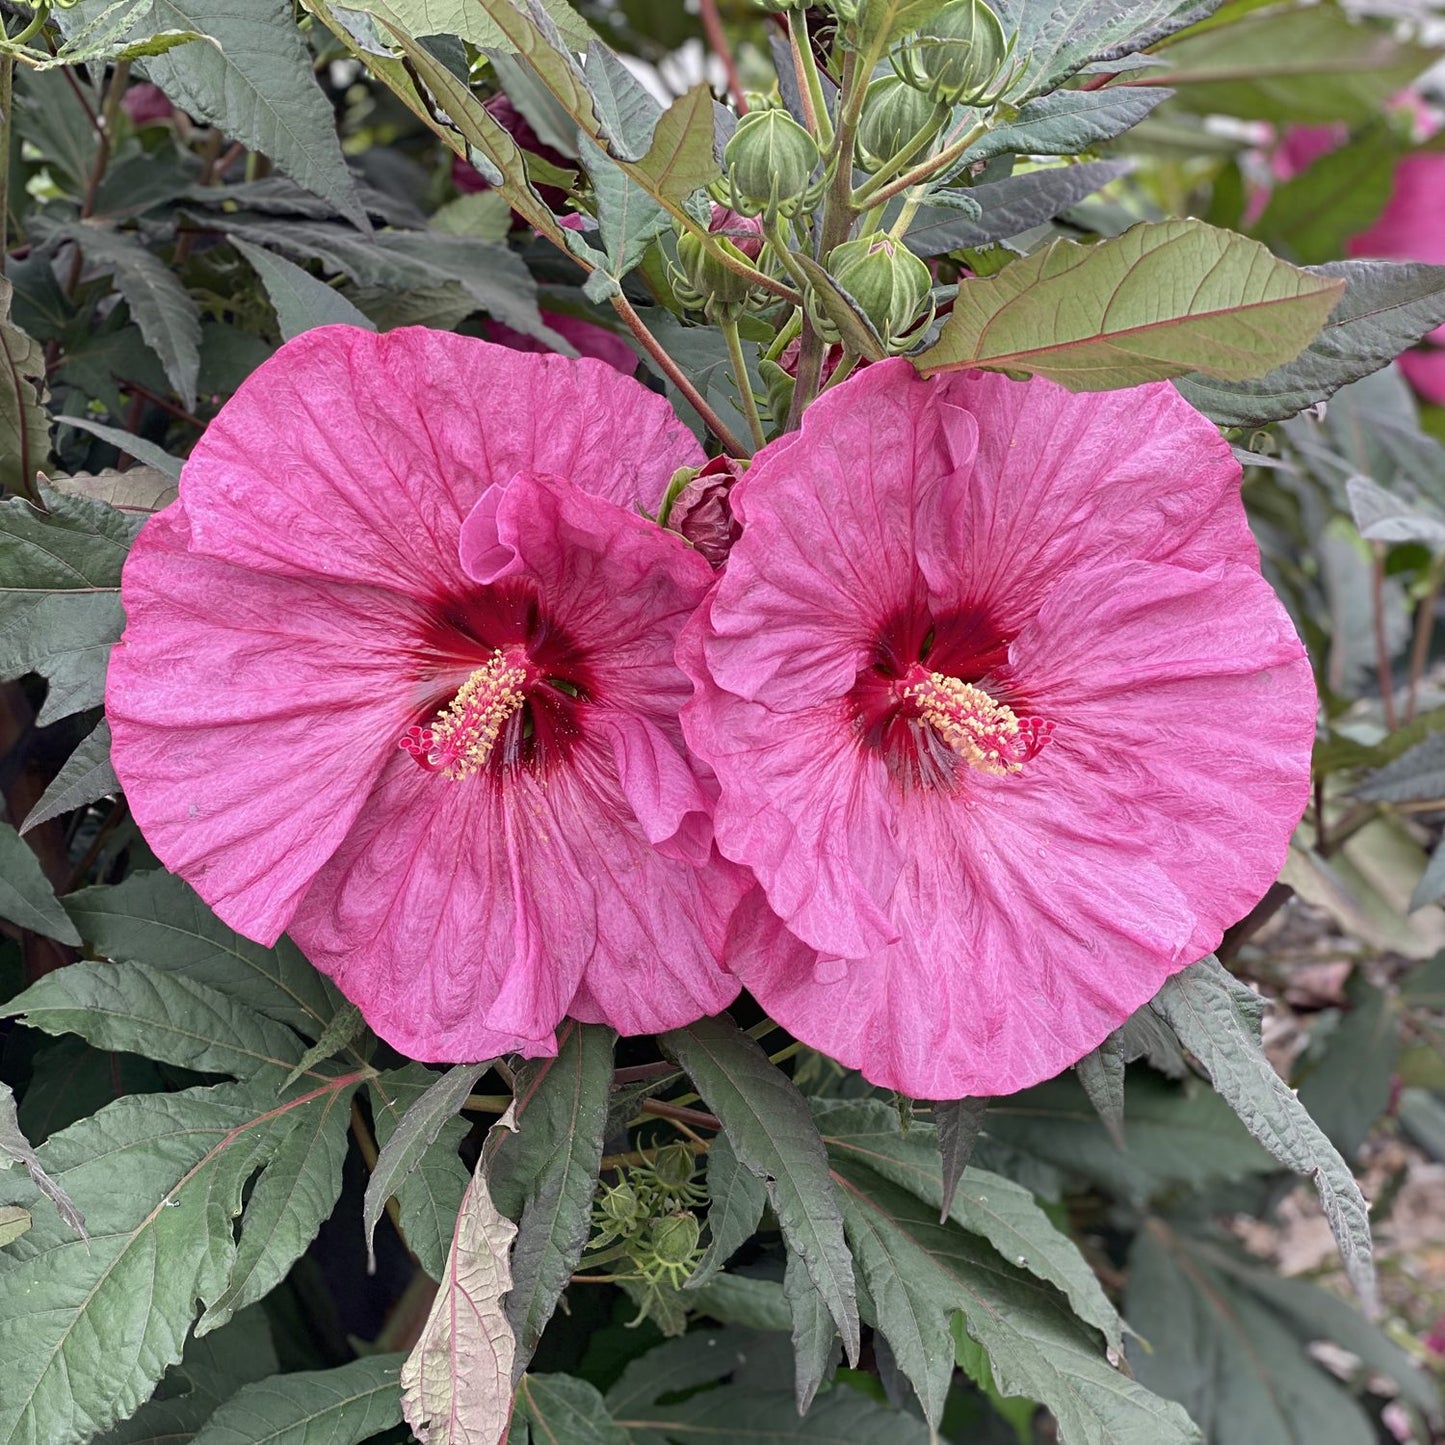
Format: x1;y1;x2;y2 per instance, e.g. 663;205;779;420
682;361;1317;1099
107;325;745;1061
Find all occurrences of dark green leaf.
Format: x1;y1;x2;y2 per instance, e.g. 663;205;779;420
0;276;50;495
363;1060;490;1271
642;1384;934;1441
21;720;118;835
141;0;366;225
63;871;344;1037
189;1355;404;1444
229;236;376;340
1150;958;1376;1311
578;139;672;288
367;1065;472;1281
906;160;1133;255
1154;6;1437;124
2;961;309;1079
1399;1088;1445;1162
517;1374;628;1445
0;485;140;724
490;1022;614;1371
12;69;100;195
784;1249;838;1412
662;1017;860;1363
933;1097;988;1221
687;1273;792;1334
1178;261;1445;428
916;220;1343;389
1356;730;1445;803
688;1127;766;1286
48;222;202;410
276;1002;367;1091
1295;976;1399;1159
197;1078;357;1331
833;1155;1200;1439
0;1081;85;1239
0;823;82;946
1075;1035;1126;1149
958;87;1170;167
54;415;184;481
0;1078;357;1445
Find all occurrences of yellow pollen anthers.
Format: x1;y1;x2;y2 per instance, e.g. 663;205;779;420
405;652;528;780
907;672;1030;777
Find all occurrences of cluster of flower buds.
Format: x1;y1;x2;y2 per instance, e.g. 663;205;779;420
815;234;936;353
671;204;770;322
891;0;1017;107
720;107;824;220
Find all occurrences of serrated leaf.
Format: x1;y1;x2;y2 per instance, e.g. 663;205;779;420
934;1097;988;1222
815;1099;1123;1355
0;823;82;946
1075;1035;1126;1149
63;871;344;1037
688;1127;766;1287
629;84;720;203
517;1375;626;1445
0;484;140;724
1127;1226;1376;1445
993;0;1224;102
47;222;202;410
906;160;1133;256
833;1155;1200;1439
0;275;50;495
49;467;178;514
958;87;1170;167
277;1002;367;1091
687;1273;792;1334
228;235;376;341
0;1081;85;1239
137;0;365;225
1152;6;1438;124
578;138;672;287
367;1066;472;1282
55;415;184;480
1178;260;1445;428
0;1076;361;1445
198;1078;356;1332
21;719;118;835
363;1061;490;1271
401;1130;518;1445
784;1248;837;1413
2;960;310;1079
915;219;1343;389
1150;958;1376;1312
661;1018;860;1364
489;1022;613;1373
190;1355;405;1445
1356;730;1445;803
339;0;589;52
642;1384;934;1442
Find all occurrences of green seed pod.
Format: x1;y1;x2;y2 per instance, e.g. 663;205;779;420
724;108;823;219
892;0;1012;106
649;1211;702;1267
650;1142;698;1193
856;75;948;174
596;1179;642;1229
824;234;935;352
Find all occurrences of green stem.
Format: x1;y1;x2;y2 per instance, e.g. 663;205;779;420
720;315;766;451
788;8;833;151
887;188;926;239
853;117;990;211
821;348;861;392
0;55;11;275
764;306;803;363
4;2;50;49
854;110;945;202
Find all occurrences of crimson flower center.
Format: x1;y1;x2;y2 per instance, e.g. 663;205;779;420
897;663;1050;778
400;646;534;779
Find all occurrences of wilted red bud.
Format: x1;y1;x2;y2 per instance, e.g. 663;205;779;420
708;205;765;262
777;335;847;382
121;84;175;126
670;455;745;569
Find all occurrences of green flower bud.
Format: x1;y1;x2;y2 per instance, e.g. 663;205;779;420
824;234;935;352
650;1142;698;1193
855;75;948;174
649;1212;702;1267
596;1179;642;1228
724;109;823;219
892;0;1013;106
671;205;767;321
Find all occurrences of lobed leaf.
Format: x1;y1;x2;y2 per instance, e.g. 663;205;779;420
628;84;722;203
934;1097;988;1220
363;1060;491;1271
662;1018;860;1364
1074;1035;1126;1149
915;219;1344;390
21;719;119;835
0;823;82;946
1355;731;1445;804
957;87;1170;168
516;1375;626;1445
55;416;184;480
688;1127;766;1286
0;1081;85;1239
1150;958;1377;1311
229;236;376;340
189;1355;405;1445
489;1022;613;1373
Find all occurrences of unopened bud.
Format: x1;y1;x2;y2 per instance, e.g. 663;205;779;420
724;109;822;219
666;455;744;567
649;1212;702;1267
856;76;947;174
823;235;935;352
892;0;1013;106
672;205;768;320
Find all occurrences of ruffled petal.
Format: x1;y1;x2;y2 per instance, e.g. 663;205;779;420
106;505;422;943
291;736;743;1059
724;559;1316;1098
178;326;702;592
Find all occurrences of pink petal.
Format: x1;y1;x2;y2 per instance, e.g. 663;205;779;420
178;325;702;591
1400;344;1445;406
106;505;421;943
1350;153;1445;267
